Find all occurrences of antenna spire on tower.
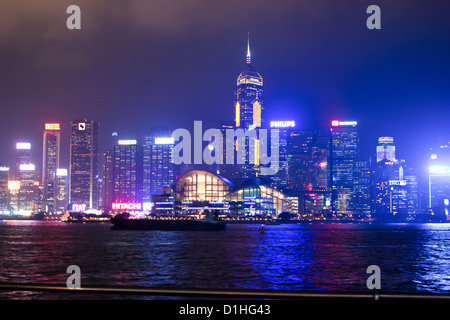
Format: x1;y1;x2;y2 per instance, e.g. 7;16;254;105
246;32;251;64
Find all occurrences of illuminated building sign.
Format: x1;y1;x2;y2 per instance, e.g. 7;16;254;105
45;123;61;131
384;161;395;165
331;120;358;127
155;137;174;145
0;167;9;172
16;142;31;150
112;203;142;211
20;164;35;171
378;137;394;144
8;181;20;190
78;123;86;131
429;165;450;174
33;181;40;186
56;169;68;176
389;180;407;186
71;204;86;212
118;140;137;146
270;121;295;128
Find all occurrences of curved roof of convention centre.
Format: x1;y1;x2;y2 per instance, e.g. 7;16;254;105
176;170;236;193
176;170;277;193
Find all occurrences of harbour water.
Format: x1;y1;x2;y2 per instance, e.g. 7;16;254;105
0;220;449;299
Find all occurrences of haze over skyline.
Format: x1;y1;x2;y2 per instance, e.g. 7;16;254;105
1;0;450;179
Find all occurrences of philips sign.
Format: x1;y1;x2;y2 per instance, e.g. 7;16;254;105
270;121;295;128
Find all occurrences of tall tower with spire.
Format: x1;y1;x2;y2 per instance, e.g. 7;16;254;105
235;33;264;129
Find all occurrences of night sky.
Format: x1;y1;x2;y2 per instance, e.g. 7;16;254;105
1;0;449;180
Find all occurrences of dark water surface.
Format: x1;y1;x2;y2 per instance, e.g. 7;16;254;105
0;220;449;299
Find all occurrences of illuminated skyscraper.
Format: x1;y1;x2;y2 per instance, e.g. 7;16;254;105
232;35;265;178
17;163;39;215
330;121;359;215
12;143;40;214
14;142;32;178
352;157;371;216
0;167;9;212
101;149;114;212
113;140;143;204
268;121;293;190
69;119;100;209
42;123;61;213
285;129;329;216
143;126;175;200
234;34;264;129
428;142;450;219
55;168;68;213
376;136;396;162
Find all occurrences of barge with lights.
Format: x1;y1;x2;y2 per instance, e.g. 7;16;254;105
110;213;226;231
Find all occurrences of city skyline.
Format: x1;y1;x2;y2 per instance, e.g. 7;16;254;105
2;1;450;305
1;0;449;180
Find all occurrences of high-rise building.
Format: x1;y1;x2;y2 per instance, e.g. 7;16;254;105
403;162;420;215
372;159;408;219
0;167;9;212
42;123;61;213
376;136;396;162
285;129;329;216
8;180;20;214
428;142;450;219
112;139;143;204
330;120;359;215
352;157;371;216
17;163;40;215
231;35;265;178
14;142;32;178
143;126;175;200
55;168;68;213
69;119;100;209
266;121;295;190
101;149;114;212
235;34;264;130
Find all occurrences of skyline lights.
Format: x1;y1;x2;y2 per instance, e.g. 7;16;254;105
429;165;450;174
45;123;61;131
16;142;31;150
56;168;68;176
8;181;20;190
118;139;137;146
155;137;175;145
111;202;142;211
270;120;295;128
331;120;358;127
19;164;35;171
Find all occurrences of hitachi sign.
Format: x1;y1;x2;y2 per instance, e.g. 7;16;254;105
111;203;142;211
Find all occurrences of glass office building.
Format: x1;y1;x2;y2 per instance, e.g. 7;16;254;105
42;123;61;213
143;126;175;202
69;119;100;209
330;121;359;215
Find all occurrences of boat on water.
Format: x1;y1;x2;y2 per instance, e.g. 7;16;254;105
110;212;226;231
61;212;110;223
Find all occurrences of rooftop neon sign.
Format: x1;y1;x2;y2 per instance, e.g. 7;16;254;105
45;123;60;131
270;121;295;128
112;203;142;211
331;120;358;127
